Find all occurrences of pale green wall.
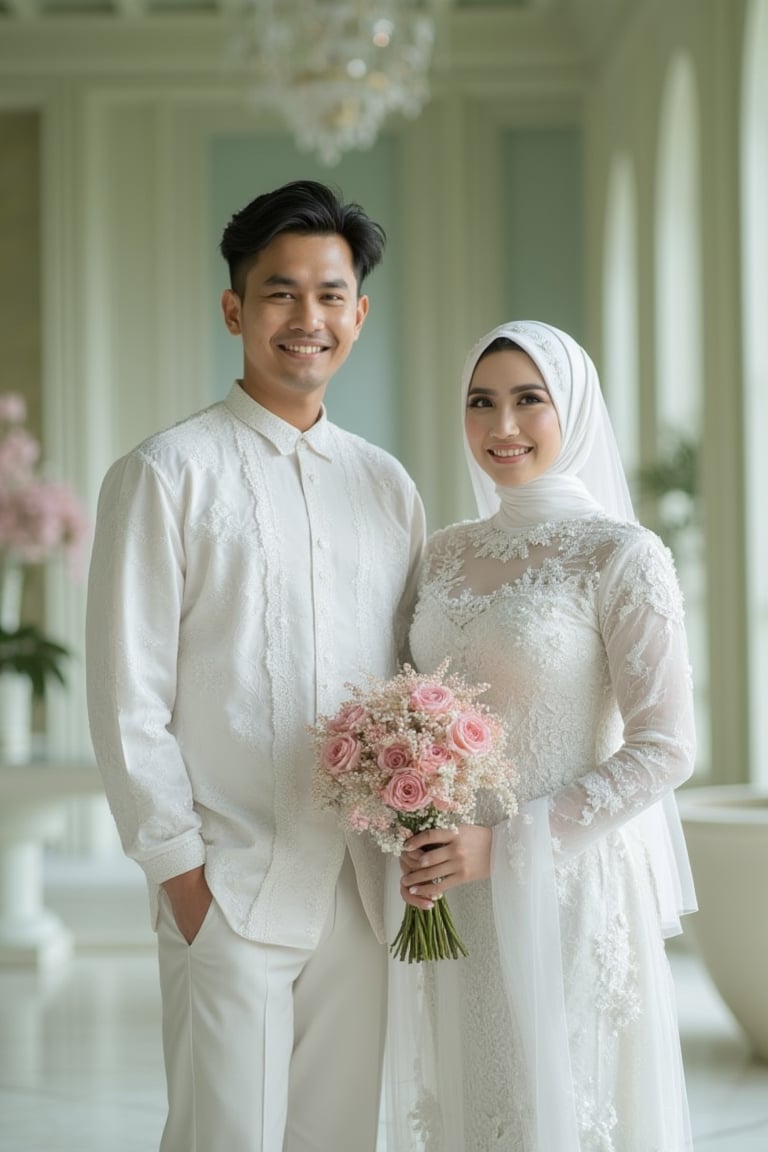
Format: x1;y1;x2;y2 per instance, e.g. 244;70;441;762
207;127;585;473
502;127;584;342
208;134;403;458
582;0;750;784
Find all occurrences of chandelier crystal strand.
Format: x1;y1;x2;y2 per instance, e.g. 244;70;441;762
245;0;437;165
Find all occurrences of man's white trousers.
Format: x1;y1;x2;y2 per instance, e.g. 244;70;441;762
157;853;387;1152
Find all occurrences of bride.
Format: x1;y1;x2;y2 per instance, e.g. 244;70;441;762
385;321;697;1151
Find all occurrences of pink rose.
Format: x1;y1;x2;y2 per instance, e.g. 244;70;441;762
322;734;361;777
377;740;413;775
381;770;431;813
409;683;455;714
0;393;27;423
327;702;368;733
0;428;40;475
416;742;454;774
447;711;494;756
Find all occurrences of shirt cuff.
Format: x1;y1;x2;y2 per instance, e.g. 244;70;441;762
141;837;207;885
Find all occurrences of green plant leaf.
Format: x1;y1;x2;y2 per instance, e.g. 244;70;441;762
0;625;71;699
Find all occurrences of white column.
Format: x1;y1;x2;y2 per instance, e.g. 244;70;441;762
0;761;103;969
0;795;73;970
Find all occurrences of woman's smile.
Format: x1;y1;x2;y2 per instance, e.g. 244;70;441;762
487;444;533;460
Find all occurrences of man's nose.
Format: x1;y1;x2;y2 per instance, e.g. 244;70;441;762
289;298;322;332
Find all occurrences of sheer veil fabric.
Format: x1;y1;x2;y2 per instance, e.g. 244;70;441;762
384;321;696;1151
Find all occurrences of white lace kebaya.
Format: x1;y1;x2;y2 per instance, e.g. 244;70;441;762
86;382;425;949
385;322;696;1152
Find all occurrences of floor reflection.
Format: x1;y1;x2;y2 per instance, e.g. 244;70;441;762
0;946;766;1151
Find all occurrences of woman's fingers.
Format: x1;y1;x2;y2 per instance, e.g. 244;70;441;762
400;826;460;891
400;824;493;896
401;851;450;883
401;825;459;854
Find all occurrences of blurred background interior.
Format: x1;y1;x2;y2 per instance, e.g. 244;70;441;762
0;0;767;1147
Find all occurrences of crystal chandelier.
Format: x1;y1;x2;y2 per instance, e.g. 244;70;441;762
243;0;437;165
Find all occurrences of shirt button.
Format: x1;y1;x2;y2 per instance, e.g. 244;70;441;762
315;538;325;549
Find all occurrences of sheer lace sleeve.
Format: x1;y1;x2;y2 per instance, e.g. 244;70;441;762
548;531;696;859
394;488;428;666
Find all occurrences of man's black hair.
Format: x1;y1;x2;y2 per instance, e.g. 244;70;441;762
219;179;386;297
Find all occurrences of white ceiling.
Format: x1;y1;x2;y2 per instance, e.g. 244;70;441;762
0;0;639;80
0;0;635;23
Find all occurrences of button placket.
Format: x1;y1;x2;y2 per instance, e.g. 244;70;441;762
299;447;333;711
300;449;327;703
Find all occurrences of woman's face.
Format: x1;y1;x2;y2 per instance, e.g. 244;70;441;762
465;348;562;487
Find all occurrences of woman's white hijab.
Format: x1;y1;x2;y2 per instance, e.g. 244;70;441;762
461;320;635;526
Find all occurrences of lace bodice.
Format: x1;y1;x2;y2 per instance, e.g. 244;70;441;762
409;514;695;856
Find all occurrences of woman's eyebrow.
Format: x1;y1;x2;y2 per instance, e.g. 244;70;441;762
467;383;548;395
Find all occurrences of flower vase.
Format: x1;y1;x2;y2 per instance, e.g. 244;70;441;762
0;672;33;764
0;560;33;766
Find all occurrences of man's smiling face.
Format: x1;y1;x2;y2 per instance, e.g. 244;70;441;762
221;231;369;426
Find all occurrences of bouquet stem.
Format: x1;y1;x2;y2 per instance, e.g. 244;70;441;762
390;897;468;963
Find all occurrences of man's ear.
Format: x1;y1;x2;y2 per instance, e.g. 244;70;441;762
353;293;369;341
221;289;242;335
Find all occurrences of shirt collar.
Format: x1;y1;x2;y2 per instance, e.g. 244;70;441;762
224;382;334;460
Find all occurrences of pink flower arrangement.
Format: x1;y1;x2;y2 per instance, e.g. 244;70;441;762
313;662;518;962
0;393;88;572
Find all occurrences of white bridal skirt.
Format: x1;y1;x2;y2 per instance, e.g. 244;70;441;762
382;797;696;1152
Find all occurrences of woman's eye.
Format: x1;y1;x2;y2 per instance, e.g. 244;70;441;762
519;393;542;405
467;396;492;409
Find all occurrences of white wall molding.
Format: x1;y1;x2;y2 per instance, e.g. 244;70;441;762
0;9;591;99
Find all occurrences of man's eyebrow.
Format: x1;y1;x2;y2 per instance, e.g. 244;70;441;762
262;274;351;289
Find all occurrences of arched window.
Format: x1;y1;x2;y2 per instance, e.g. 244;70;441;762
655;52;709;775
656;55;701;433
742;0;768;785
602;154;639;486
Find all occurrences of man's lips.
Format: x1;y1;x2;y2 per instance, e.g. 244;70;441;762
278;341;329;355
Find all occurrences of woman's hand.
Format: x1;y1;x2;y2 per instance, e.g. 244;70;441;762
399;824;492;910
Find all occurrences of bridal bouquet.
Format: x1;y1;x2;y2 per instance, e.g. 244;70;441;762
313;662;517;963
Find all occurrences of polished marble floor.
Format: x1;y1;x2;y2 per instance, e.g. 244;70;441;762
0;943;766;1151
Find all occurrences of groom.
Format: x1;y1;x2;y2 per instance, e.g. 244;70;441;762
85;179;426;1152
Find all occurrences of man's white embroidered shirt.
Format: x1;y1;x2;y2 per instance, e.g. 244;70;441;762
86;384;426;947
